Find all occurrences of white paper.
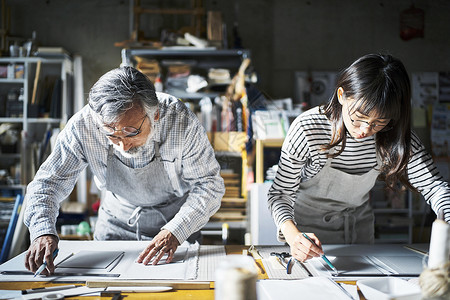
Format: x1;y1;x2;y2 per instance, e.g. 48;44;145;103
257;278;357;300
119;246;198;279
0;289;22;299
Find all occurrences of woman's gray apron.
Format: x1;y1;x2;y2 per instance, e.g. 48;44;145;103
94;143;200;242
294;149;380;244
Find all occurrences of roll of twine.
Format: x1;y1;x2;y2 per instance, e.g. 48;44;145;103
216;267;257;300
419;261;450;298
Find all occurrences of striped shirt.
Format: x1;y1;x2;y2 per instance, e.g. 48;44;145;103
268;106;450;236
24;92;225;243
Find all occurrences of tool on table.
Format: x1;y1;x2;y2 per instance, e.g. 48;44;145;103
329;278;357;300
270;252;293;274
1;271;120;277
34;248;59;277
107;252;124;272
105;286;173;293
302;233;338;276
245;247;265;275
101;291;123;300
248;245;262;260
297;259;314;277
41;292;65;300
87;280;211;290
22;284;81;295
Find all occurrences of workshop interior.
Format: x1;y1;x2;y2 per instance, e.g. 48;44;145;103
0;1;449;299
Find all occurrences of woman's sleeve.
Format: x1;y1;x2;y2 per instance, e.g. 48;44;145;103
407;132;450;222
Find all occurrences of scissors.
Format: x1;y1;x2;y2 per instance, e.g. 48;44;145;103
270;252;294;274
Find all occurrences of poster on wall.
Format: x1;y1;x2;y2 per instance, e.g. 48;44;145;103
430;104;450;157
413;72;450;181
439;72;450;103
430;103;450;181
411;72;438;107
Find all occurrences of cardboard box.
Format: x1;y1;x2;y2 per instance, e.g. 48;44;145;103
214;132;246;152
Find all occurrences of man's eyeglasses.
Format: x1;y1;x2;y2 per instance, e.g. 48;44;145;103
99;114;147;138
347;108;392;132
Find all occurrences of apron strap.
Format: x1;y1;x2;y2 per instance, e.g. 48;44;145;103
108;144;114;156
154;142;161;158
127;206;143;241
126;204;170;241
323;208;357;244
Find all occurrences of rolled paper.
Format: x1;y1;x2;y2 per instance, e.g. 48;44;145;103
428;219;450;269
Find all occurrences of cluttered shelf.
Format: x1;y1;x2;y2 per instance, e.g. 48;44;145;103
0;55;75;260
0;56;71;64
122;48;250;58
0;117;62;123
121;48;252;101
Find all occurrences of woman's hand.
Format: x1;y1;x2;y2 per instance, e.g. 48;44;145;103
25;234;59;275
281;220;323;262
136;229;180;265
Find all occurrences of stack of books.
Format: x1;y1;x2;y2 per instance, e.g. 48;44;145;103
210;172;246;222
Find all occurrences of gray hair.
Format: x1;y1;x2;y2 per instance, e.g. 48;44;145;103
88;66;158;124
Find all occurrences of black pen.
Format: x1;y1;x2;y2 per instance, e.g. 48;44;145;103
22;284;80;294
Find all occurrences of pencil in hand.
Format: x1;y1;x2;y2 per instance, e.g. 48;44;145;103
302;233;338;276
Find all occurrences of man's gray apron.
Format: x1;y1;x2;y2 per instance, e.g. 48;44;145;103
294;148;380;244
94;143;200;242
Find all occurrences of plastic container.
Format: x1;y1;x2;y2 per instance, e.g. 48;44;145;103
357;277;421;300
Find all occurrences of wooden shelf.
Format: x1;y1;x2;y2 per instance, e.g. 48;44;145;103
255;139;284;183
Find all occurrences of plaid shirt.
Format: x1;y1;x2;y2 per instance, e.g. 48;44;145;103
24;93;225;243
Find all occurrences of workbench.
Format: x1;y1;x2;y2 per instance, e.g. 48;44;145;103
0;243;427;299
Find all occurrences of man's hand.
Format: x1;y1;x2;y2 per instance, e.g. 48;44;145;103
25;234;58;275
136;229;179;265
281;220;323;262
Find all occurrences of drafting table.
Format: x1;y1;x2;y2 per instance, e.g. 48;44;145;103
0;242;427;299
0;241;197;281
255;244;427;280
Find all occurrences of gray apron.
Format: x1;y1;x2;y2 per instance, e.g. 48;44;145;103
294;148;380;244
94;143;200;242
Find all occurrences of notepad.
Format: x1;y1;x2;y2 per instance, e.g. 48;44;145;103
57;251;125;269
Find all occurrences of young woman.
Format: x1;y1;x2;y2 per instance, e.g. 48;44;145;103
268;53;450;262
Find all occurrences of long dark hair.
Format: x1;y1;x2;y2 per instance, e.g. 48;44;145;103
321;53;413;191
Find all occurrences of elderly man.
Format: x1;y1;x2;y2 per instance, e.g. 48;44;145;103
24;66;225;275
